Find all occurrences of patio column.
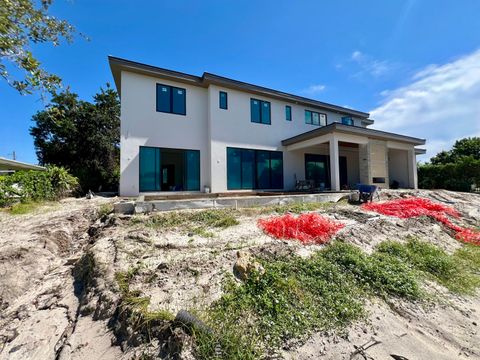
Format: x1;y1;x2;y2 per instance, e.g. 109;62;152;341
408;148;418;189
329;135;340;191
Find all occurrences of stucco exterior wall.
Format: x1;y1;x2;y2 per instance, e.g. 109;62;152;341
207;84;365;192
119;71;210;196
118;69;420;195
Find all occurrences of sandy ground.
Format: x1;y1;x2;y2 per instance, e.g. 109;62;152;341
0;190;479;359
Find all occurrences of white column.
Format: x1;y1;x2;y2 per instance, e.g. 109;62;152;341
408;149;418;189
329;135;340;191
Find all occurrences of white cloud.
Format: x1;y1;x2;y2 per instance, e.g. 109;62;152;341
370;49;480;161
350;50;396;78
302;84;326;96
351;51;363;61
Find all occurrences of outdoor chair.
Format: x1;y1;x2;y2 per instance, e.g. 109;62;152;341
295;180;315;192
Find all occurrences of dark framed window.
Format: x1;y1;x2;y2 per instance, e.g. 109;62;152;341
342;116;354;126
219;91;228;109
139;146;200;192
285;105;292;121
305;110;326;126
156;84;186;115
250;98;271;124
227;147;283;190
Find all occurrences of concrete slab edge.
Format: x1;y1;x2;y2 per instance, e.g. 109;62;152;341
114;193;349;214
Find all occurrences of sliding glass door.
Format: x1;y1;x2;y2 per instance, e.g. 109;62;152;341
184;150;200;191
305;154;330;189
304;154;348;190
227;147;283;190
139;146;200;192
139;147;161;192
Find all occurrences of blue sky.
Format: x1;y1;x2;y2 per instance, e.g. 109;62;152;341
2;0;480;164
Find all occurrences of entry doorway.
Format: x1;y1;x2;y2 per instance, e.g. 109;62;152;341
304;154;348;190
139;146;200;192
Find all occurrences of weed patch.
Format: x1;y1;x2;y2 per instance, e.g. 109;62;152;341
132;209;240;237
114;266;175;339
97;203;113;219
193;241;425;359
6;201;57;215
193;239;480;358
377;238;480;294
261;201;330;214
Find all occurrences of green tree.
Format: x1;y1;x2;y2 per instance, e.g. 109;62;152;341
0;0;76;94
419;137;480;192
430;137;480;165
30;85;120;192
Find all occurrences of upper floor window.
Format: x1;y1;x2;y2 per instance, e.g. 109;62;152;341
251;98;271;125
342;116;354;126
285;105;292;121
305;110;326;126
156;84;186;115
219;91;228;110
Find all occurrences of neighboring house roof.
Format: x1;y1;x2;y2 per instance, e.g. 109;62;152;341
108;56;373;123
281;122;426;146
0;157;46;172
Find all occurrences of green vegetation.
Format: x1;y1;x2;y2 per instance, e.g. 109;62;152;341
0;166;78;207
259;201;332;214
192;239;480;359
6;201;57;215
377;238;480;294
114;266;175;338
132;209;240;237
419;137;480;191
30;87;120;192
97;203;114;219
1;0;77;94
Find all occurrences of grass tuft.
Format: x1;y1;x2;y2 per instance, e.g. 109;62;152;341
6;201;56;215
97;203;114;219
377;237;480;294
132;209;240;237
259;201;331;215
114;266;175;338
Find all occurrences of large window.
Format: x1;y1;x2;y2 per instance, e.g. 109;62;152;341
219;91;228;109
285;105;292;121
250;98;271;124
341;116;354;126
139;146;199;192
156;84;186;115
305;110;326;126
227;147;283;190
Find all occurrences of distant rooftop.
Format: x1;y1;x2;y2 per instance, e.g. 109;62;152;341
0;157;45;172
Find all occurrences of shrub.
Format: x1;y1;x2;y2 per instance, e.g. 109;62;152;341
418;156;480;192
0;166;78;207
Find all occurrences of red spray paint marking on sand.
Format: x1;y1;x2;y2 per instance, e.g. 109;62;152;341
361;197;480;246
258;213;345;244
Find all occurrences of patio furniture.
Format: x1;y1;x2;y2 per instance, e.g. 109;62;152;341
295;180;315;191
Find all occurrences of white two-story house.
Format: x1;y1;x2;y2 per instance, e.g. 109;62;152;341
109;56;426;197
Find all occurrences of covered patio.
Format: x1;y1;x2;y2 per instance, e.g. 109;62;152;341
281;123;426;191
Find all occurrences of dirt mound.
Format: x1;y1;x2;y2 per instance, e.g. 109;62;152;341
1;190;479;359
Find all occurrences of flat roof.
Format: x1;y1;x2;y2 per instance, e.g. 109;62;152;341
0;157;46;171
108;56;373;121
281;123;426;146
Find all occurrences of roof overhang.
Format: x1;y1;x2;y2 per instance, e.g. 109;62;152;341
0;157;46;171
108;56;371;120
281;123;426;147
